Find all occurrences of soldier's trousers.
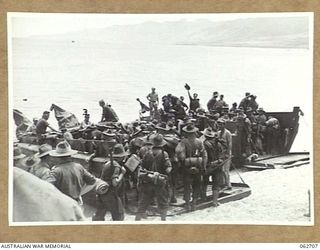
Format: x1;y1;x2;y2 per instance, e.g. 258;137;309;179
183;171;201;203
136;182;169;217
92;190;124;221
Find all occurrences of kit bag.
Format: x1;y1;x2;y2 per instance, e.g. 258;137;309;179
183;140;203;174
125;154;141;172
140;149;168;186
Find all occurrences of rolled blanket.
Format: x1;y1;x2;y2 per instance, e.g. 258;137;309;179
95;179;109;195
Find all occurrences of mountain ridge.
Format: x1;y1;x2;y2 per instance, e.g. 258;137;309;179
16;16;309;49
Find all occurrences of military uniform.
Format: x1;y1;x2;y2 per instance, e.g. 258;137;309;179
188;93;200;113
176;124;207;210
136;135;172;221
147;91;159;116
93;160;125;221
29;161;51;180
36;118;49;144
236;113;252;155
101;105;119;122
266;117;280;154
217;123;232;189
203;132;228;206
207;97;217;111
47;161;96;202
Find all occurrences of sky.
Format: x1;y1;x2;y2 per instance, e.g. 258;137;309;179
8;12;311;38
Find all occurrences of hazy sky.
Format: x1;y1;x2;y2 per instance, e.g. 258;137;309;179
9;12;311;38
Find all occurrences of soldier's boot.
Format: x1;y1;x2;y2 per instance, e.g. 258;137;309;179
212;189;220;207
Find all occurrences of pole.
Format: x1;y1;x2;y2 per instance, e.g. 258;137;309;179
231;162;247;184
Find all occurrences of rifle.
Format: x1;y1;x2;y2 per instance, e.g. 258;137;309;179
139;169;168;179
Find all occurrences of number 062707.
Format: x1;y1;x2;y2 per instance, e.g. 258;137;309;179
300;244;318;248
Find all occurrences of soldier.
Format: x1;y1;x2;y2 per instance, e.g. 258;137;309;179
202;128;228;207
80;112;93;129
248;95;259;111
214;94;228;112
207;91;219;112
236;109;252;156
167;120;179;136
147;87;159;117
256;107;267;124
160;121;180;203
135;134;172;221
26;117;38;135
176;123;207;211
174;101;187;120
207;111;220;132
221;108;231;121
255;107;267;154
266;116;280;154
229;102;237;113
47;141;97;203
36;111;57;145
13;147;27;170
92;144;128;221
239;92;251;112
28;144;53;180
195;108;209;132
99;99;119;122
217;118;232;190
187;92;200;115
179;96;189;112
246;107;259;154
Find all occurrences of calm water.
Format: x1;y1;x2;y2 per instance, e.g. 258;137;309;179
12;38;312;151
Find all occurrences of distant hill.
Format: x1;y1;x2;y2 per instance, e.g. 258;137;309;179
23;16;309;49
182;16;309;48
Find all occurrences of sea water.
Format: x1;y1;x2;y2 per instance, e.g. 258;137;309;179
12;38;312;151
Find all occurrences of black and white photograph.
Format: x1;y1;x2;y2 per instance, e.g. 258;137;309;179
8;12;313;225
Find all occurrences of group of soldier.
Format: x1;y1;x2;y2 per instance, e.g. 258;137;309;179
13;87;281;222
144;87;280;156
